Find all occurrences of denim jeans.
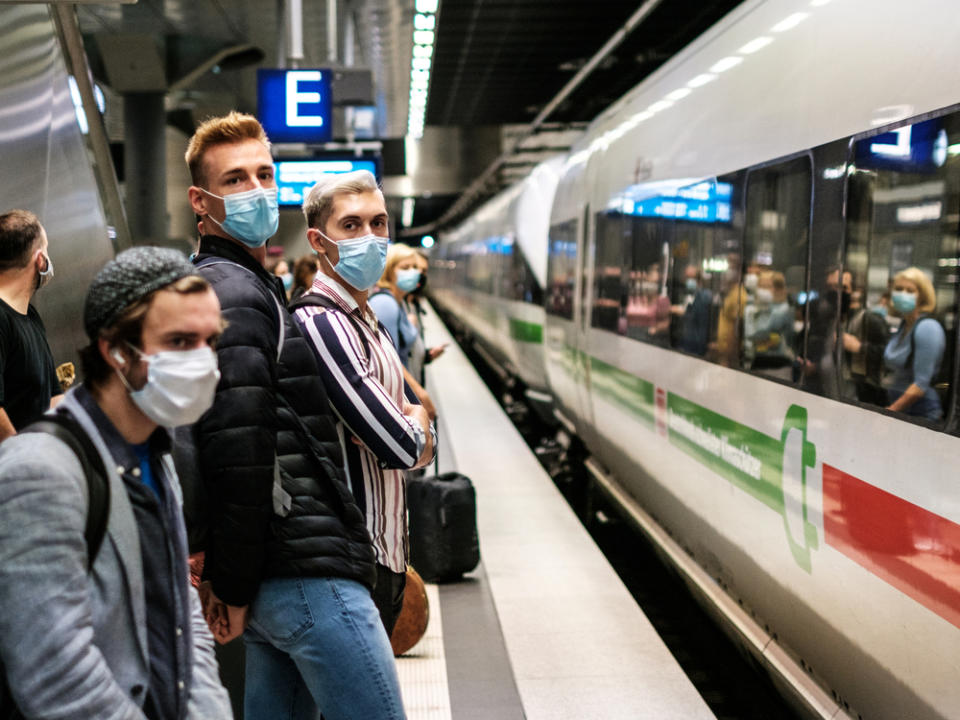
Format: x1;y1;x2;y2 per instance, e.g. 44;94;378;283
243;576;406;720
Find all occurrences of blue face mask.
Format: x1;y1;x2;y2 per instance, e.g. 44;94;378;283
204;187;279;248
320;231;389;291
685;278;698;293
396;268;421;293
891;290;917;314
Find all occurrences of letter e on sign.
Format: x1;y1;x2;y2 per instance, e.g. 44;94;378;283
286;70;325;128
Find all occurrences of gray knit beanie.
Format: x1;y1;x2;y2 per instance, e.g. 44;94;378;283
84;246;198;340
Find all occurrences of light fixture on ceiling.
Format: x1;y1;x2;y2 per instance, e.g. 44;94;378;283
407;0;439;139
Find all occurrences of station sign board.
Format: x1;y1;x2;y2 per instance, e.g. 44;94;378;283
275;157;380;206
258;69;333;144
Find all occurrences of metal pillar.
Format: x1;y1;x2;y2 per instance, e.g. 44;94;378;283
123;92;167;245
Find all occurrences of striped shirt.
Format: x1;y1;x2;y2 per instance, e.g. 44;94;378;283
293;273;431;572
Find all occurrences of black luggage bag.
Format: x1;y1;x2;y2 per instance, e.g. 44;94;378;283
407;471;480;582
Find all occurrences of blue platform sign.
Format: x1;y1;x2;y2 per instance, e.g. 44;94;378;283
258;69;333;143
275;158;379;206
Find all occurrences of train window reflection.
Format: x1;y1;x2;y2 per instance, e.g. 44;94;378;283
592;210;626;332
842;115;959;423
546;219;577;319
668;178;728;358
624;213;672;345
742;157;811;382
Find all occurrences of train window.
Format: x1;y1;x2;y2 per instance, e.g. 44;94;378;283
546;219;577;319
842;115;960;423
666;178;734;358
624;213;673;346
741;157;811;381
592;209;626;332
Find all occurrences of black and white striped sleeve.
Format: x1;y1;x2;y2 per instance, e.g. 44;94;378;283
295;308;426;470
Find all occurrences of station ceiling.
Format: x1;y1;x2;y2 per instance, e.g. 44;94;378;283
75;0;746;234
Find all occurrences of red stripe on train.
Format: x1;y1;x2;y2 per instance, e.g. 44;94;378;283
822;464;960;630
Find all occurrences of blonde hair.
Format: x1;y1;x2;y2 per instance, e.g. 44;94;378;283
302;170;382;230
893;266;937;314
376;243;418;290
185;111;270;186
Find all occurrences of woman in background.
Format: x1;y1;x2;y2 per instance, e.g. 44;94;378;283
883;267;945;420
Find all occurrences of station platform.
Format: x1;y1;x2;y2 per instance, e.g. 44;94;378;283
395;304;715;720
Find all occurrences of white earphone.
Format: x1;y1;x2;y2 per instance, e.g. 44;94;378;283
111;349;125;365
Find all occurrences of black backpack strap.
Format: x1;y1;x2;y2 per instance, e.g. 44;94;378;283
21;415;110;569
289;293;375;358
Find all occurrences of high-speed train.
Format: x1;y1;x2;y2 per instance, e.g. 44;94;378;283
432;1;960;719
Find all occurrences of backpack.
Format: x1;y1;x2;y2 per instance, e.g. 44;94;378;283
0;413;110;719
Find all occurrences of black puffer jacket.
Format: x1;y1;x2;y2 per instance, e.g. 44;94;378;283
194;236;374;606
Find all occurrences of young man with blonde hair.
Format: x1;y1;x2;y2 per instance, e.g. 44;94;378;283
292;170;435;636
185;112;406;720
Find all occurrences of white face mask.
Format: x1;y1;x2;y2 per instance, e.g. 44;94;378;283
118;345;220;427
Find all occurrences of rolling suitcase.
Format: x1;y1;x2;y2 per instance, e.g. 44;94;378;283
407;468;480;582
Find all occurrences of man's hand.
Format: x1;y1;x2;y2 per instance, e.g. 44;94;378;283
199;582;248;644
426;343;448;362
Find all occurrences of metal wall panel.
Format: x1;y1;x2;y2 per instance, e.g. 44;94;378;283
0;4;116;368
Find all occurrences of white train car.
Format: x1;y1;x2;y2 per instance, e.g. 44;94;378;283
435;0;960;718
434;156;563;411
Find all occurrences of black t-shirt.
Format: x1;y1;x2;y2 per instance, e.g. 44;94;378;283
0;299;59;429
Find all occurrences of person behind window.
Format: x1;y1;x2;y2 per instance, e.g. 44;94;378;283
672;264;712;356
883;267;946;420
626;264;671;344
714;255;746;367
750;270;794;378
842;283;889;405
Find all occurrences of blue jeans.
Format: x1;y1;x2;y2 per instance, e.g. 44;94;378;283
243;577;406;720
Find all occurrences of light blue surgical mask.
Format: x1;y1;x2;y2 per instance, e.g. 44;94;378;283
281;272;293;291
320;230;389;291
891;290;917;314
685;278;697;293
396;268;421;293
204;186;279;248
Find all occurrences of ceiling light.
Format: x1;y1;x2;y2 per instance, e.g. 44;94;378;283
739;37;773;54
413;30;435;46
710;56;742;73
647;100;673;113
772;13;809;32
414;13;436;30
402;197;415;227
687;73;717;88
666;88;691;101
415;0;438;11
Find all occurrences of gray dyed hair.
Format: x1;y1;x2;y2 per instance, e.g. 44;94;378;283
302;170;382;230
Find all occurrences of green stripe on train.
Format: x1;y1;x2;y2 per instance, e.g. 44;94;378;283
583;350;818;571
588;357;655;429
508;318;543;343
665;394;818;571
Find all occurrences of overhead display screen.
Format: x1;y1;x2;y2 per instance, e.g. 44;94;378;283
622;181;733;224
275;158;379;206
258;69;333;144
